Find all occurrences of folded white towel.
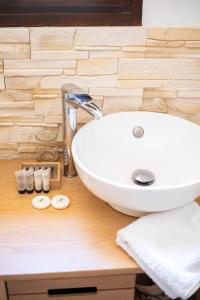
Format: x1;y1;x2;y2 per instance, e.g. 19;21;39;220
116;202;200;299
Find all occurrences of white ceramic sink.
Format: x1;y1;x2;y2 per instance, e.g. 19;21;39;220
72;112;200;216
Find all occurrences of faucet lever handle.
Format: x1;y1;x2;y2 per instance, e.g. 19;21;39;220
68;94;93;105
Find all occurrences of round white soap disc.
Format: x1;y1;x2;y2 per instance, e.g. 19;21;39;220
32;195;51;210
51;195;70;209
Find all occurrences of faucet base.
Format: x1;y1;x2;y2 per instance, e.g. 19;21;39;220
63;147;77;177
64;174;78;178
63;173;78;178
63;165;77;178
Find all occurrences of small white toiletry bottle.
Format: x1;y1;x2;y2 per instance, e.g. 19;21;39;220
42;168;51;193
25;168;34;194
34;169;43;193
15;170;26;194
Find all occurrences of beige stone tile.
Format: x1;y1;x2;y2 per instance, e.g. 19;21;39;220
0;125;14;143
103;96;142;114
0;122;13;126
162;80;200;89
18;142;39;147
145;48;200;59
0;152;19;160
144;89;177;99
121;46;146;51
34;99;62;116
148;28;200;41
0;90;33;101
63;69;76;75
0;116;43;123
77;59;117;75
90;87;143;96
146;39;185;47
32;50;88;60
166;41;185;47
19;153;37;159
16;122;58;128
120;47;145;58
166;98;200;113
146;39;167;47
0;101;34;109
183;113;200;125
149;40;186;49
75;27;147;46
0;108;35;117
142;98;167;113
44;116;62;124
30;27;75;50
55;124;64;142
118;80;162;88
18;146;37;153
33;88;59;101
9;125;45;143
0;28;29;43
118;58;200;80
178;90;200;98
4;59;76;69
185;41;200;48
0;143;17;150
34;88;59;95
5;69;63;77
120;52;145;58
40;75;118;89
5;76;41;89
74;46;120;51
5;69;63;76
33;94;57;100
167;111;200;125
0;74;5;90
11;125;58;144
0;44;30;59
89;51;121;59
0;147;19;160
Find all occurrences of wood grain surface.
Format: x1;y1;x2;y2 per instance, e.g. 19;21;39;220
0;160;140;281
0;0;143;26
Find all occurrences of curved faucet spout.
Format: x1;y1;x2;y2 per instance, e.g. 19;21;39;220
67;93;102;119
81;102;103;120
62;84;103;177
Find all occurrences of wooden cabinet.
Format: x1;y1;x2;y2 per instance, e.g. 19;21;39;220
0;281;7;300
0;0;142;26
7;274;136;300
195;289;200;300
0;161;139;300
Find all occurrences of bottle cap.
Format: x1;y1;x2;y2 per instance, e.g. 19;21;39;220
32;195;51;209
51;195;70;210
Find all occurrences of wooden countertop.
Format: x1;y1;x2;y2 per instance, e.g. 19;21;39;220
0;160;141;281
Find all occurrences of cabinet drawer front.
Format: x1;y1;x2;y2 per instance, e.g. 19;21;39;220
9;288;135;300
7;274;136;294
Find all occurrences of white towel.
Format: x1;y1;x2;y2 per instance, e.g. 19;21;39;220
116;202;200;299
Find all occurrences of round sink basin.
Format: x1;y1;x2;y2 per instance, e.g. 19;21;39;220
72;112;200;216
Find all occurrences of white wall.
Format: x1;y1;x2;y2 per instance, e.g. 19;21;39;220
143;0;200;26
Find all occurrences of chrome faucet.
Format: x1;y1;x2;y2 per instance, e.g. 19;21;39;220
62;83;103;177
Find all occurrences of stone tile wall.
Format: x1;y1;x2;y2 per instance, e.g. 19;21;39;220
0;27;200;159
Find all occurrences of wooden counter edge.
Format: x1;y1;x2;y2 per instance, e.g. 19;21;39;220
0;267;143;281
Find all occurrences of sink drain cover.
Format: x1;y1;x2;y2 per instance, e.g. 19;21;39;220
132;169;155;186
